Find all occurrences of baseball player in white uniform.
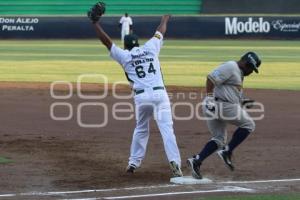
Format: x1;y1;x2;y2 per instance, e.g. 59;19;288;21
88;13;182;177
119;13;133;42
187;52;261;179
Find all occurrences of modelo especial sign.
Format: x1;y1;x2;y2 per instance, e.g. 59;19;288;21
225;17;300;35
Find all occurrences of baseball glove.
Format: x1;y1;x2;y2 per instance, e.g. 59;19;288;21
87;2;106;23
242;98;255;109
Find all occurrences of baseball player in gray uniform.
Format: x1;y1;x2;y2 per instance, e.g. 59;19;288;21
88;2;182;178
187;52;261;179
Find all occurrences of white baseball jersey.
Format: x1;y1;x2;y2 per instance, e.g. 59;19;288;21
110;31;164;90
110;31;182;169
119;16;133;31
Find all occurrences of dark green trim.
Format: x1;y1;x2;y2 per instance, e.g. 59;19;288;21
125;72;134;83
153;86;165;90
134;86;164;95
134;89;144;95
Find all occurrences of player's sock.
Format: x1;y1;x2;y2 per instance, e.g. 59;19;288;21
196;140;218;163
228;127;251;153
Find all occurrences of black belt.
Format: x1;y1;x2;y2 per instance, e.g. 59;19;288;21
134;86;164;95
215;97;229;102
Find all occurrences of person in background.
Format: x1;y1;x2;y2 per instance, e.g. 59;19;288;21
119;13;133;42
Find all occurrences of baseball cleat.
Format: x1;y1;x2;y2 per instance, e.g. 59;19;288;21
187;158;202;179
169;161;183;177
217;149;234;171
126;164;137;173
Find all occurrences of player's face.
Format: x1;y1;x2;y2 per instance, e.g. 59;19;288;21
239;60;254;76
243;66;254;76
124;42;131;50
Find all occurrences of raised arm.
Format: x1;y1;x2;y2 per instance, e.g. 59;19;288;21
87;2;112;50
206;77;215;96
92;22;113;51
156;15;171;36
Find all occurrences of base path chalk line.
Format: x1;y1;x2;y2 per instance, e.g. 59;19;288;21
220;178;300;184
0;184;179;198
1;178;299;198
60;186;254;200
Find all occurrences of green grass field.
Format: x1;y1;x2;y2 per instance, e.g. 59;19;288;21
0;156;13;164
0;39;299;198
0;39;300;90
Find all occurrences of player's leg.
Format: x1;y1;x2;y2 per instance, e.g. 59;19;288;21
224;104;255;153
217;103;255;170
197;119;227;162
187;102;227;178
122;28;130;40
127;102;153;172
188;116;227;178
121;29;125;42
154;93;182;177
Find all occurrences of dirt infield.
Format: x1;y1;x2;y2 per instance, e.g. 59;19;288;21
0;82;299;199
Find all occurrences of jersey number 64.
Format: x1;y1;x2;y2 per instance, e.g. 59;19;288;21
135;63;156;78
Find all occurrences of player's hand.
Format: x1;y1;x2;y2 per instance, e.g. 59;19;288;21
87;2;106;24
242;98;255;109
162;15;171;21
204;95;216;112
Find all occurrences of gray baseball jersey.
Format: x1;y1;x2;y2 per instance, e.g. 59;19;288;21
207;61;243;104
203;61;255;147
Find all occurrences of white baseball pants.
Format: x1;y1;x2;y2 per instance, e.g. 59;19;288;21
121;28;130;42
128;88;181;168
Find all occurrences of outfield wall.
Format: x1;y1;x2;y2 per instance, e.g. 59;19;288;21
0;16;299;39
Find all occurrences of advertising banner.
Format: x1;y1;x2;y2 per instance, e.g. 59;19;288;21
0;16;299;39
